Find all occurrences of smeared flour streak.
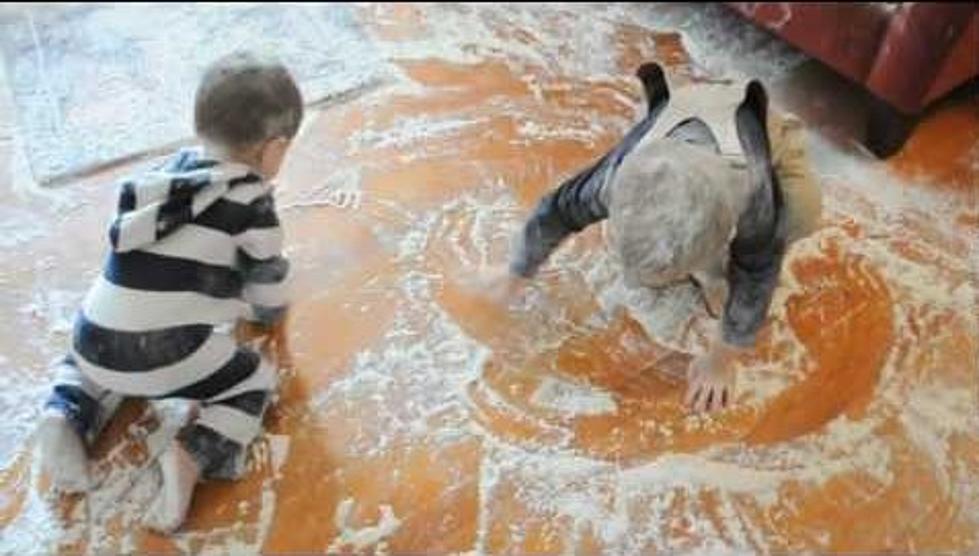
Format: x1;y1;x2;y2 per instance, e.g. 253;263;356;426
2;3;977;553
530;375;618;416
327;498;403;553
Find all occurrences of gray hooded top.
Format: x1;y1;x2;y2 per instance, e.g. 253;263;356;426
510;63;790;347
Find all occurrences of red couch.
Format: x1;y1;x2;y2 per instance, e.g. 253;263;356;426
727;3;979;158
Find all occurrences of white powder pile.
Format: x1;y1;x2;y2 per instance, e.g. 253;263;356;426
326;498;403;553
530;376;618;416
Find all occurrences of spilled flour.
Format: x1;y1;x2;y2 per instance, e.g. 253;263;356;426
2;400;193;554
18;288;83;336
280;166;363;212
326;498;403;554
351;116;488;153
530;376;618;416
2;398;291;555
312;59;974;549
2;2;977;553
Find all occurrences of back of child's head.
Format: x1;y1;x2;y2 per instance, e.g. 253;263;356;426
194;51;303;151
608;139;746;288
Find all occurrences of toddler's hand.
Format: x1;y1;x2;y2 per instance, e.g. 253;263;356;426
259;318;292;370
236;315;293;369
684;340;740;414
481;264;529;305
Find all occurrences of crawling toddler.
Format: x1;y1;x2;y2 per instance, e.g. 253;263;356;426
501;62;822;414
38;51;301;532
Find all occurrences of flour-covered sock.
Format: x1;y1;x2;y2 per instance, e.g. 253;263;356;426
38;410;89;494
144;442;201;534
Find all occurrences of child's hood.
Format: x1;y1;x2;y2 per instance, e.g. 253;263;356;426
108;148;262;253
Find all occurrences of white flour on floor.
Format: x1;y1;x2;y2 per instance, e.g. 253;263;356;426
326;498;402;554
2;3;977;553
530;375;618;416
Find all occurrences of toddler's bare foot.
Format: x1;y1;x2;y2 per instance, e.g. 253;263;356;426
145;442;201;534
38;411;89;494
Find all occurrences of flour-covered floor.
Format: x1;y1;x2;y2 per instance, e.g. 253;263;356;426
1;4;977;553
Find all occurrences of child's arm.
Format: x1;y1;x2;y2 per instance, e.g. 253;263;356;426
509;155;613;278
721;110;821;346
511;118;665;277
722;84;787;349
720;190;785;349
510;64;670;280
237;194;290;327
688;84;788;413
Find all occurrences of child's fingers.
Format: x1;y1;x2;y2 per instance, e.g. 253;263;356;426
694;385;709;413
705;385;731;413
711;387;722;412
263;325;294;370
684;382;700;407
713;387;726;412
275;339;294;369
700;389;712;413
258;336;273;359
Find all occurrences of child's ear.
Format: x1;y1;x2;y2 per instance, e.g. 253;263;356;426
258;137;291;179
265;136;291;160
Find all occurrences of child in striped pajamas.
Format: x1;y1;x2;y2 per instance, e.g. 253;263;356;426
38;52;303;533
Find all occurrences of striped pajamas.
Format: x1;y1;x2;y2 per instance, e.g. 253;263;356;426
45;148;289;479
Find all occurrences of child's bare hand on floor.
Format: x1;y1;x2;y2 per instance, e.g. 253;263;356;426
261;320;292;369
236;317;293;369
489;267;529;304
685;337;741;414
462;264;529;306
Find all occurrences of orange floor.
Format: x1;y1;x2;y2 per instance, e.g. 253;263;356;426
1;4;977;554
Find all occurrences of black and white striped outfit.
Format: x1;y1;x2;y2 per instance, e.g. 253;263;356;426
46;148;289;478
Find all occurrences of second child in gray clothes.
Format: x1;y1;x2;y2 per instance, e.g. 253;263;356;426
499;63;822;414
